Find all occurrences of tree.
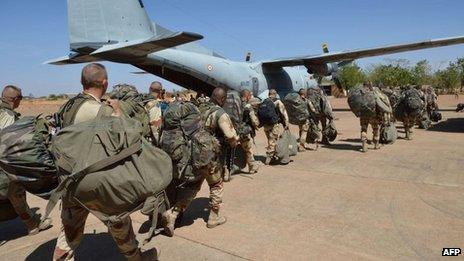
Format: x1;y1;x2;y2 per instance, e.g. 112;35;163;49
411;60;434;86
338;63;366;90
367;63;414;87
434;64;460;93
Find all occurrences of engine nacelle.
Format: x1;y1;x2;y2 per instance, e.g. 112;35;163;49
305;62;338;77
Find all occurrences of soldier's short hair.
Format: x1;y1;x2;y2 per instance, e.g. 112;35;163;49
149;81;163;93
240;89;251;98
2;85;22;100
81;63;107;88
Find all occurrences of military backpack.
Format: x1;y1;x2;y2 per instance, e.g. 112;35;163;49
283;93;309;125
0;116;58;198
222;90;252;138
348;86;377;118
44;115;172;245
258;98;280;125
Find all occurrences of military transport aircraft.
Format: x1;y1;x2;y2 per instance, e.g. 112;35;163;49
48;0;464;98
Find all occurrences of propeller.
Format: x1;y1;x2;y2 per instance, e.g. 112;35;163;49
322;43;353;90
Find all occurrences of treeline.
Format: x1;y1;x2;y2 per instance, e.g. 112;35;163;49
338;58;464;94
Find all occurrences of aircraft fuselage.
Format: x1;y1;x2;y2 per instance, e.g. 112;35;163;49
138;48;318;97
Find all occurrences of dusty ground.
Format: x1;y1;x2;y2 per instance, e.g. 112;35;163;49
1;95;464;261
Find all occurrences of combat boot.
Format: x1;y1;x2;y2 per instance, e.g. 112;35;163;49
161;209;179;237
28;217;52;236
264;156;272;165
128;248;159;261
361;139;368;153
206;209;227;228
248;162;259;174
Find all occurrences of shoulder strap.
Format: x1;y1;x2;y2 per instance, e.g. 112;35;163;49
57;93;94;128
42;141;142;222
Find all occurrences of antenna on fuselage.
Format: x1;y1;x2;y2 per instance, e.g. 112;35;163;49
245;52;252;62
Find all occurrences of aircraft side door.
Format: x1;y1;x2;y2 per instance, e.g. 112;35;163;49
252;77;259;97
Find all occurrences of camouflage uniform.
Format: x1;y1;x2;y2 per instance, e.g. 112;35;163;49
0;101;43;233
53;93;141;261
263;99;289;159
163;102;238;231
241;103;260;173
145;98;163;143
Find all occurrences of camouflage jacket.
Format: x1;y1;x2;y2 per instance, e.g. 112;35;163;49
200;102;239;147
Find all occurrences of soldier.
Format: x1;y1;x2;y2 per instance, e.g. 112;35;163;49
162;87;239;235
0;85;52;235
263;89;289;165
145;81;164;144
53;64;156;261
240;89;260;173
197;93;208;104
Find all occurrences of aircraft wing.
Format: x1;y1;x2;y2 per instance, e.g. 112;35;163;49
46;31;203;65
262;36;464;67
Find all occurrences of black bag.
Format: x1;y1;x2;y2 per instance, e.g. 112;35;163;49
0;199;18;222
323;121;338;142
380;123;398;145
258;98;279;125
430;111;442;122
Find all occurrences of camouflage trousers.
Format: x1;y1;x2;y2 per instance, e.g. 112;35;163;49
7;182;39;231
298;120;309;147
401;117;414;139
172;163;224;213
360;117;380;142
240;134;256;166
263;123;284;157
53;200;139;261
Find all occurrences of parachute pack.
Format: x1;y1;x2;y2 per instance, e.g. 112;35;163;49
283;93;309;125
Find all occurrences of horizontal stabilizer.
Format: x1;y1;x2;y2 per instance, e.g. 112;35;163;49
45;53;102;65
47;31;203;65
263;35;464;67
90;32;203;57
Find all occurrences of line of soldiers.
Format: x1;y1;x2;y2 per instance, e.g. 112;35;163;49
0;64;335;260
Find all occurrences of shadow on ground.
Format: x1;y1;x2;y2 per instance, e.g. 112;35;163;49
0;207;39;242
176;197;209;229
26;233;125;261
428;118;464;133
322;143;361;152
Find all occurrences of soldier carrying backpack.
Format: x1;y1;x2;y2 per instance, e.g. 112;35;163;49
50;64;161;260
0;85;52;235
258;89;290;165
161;87;239;236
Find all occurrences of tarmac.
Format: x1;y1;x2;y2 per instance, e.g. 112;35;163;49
1;96;464;260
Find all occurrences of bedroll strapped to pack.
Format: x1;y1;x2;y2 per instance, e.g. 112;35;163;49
44;115;173;245
283;93;309;125
0;116;58;198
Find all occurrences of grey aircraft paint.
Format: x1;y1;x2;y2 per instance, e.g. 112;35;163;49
48;0;464;98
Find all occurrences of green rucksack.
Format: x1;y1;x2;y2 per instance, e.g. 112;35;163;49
283;93;309;125
161;102;220;182
276;130;298;164
109;84;152;138
0;116;58;198
44;115;172;244
348;86;377;118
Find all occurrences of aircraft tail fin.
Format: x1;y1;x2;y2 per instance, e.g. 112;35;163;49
68;0;154;52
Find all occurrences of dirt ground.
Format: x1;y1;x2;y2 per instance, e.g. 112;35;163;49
2;95;464;260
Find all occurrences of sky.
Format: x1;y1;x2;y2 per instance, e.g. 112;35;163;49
0;0;464;96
